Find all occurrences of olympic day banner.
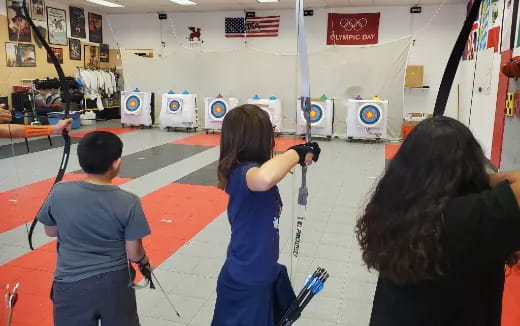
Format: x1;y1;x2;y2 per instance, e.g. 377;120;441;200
326;13;380;45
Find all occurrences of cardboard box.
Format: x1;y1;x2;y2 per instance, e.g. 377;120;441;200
405;65;424;88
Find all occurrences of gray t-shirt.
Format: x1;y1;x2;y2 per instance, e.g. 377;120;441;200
37;180;151;283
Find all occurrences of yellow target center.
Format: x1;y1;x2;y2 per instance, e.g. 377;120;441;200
310;110;317;118
215;106;222;113
367;112;374;119
130;100;136;106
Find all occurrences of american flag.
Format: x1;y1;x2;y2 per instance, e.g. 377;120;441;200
225;16;280;38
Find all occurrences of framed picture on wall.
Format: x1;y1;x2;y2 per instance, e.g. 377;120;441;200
100;44;109;62
5;42;36;67
69;38;81;60
69;6;86;39
33;20;47;49
7;0;32;42
47;7;67;45
31;0;45;21
88;13;103;43
47;47;63;64
84;44;100;69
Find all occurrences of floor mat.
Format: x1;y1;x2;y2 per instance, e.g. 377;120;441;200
0;184;228;326
172;133;305;152
0;174;131;233
69;127;137;138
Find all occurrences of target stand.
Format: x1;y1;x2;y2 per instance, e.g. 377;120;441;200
247;98;283;133
204;97;239;133
346;99;388;141
121;90;153;128
296;98;334;139
159;93;198;132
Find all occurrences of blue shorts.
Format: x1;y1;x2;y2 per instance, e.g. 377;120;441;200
51;268;140;326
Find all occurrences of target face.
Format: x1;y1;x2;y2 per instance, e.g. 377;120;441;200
359;105;381;125
125;95;142;113
210;100;227;120
302;103;324;124
168;99;182;114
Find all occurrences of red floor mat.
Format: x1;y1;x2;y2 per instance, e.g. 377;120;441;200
172;133;304;152
502;267;520;326
0;174;131;233
69;127;137;138
0;184;228;326
385;144;400;160
172;133;220;147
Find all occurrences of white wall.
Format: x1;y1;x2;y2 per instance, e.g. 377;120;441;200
104;4;466;117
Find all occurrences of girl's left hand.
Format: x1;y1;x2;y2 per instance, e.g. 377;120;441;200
289;142;321;166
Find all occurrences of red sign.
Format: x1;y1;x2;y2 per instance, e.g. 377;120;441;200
327;13;380;45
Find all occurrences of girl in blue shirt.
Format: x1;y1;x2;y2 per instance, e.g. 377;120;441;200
211;104;321;326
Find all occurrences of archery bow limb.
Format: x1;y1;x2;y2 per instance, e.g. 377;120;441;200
21;0;72;250
433;0;482;116
291;0;312;276
431;0;498;172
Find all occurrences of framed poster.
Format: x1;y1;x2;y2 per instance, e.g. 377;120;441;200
47;7;67;45
69;6;86;39
5;42;36;67
84;44;100;69
100;44;109;62
7;0;32;42
88;12;103;43
31;0;45;21
47;47;63;64
69;38;81;60
33;20;47;48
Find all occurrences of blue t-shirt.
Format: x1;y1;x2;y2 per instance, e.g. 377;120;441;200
224;163;282;286
37;181;151;283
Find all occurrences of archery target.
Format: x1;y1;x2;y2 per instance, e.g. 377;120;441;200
301;103;324;125
358;104;381;126
125;94;142;114
168;98;183;114
209;100;228;121
260;106;274;122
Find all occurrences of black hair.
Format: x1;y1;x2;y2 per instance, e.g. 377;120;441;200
77;131;123;174
356;116;492;284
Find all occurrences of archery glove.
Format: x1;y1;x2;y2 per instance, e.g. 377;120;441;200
289;142;321;165
138;260;156;289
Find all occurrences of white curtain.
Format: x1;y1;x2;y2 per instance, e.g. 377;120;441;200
122;36;412;139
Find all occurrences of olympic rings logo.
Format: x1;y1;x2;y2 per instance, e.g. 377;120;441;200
339;18;368;32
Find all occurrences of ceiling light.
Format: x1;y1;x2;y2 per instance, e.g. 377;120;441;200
257;0;280;2
86;0;124;7
169;0;197;5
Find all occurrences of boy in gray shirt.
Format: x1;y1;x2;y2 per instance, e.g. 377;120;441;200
37;131;151;326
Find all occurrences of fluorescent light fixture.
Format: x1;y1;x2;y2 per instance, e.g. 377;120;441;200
86;0;124;7
169;0;197;5
257;0;280;2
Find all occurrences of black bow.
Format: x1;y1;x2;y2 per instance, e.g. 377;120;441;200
21;0;72;250
433;0;482;116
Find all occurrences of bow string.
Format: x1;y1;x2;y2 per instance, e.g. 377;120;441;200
21;0;72;250
291;0;312;274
